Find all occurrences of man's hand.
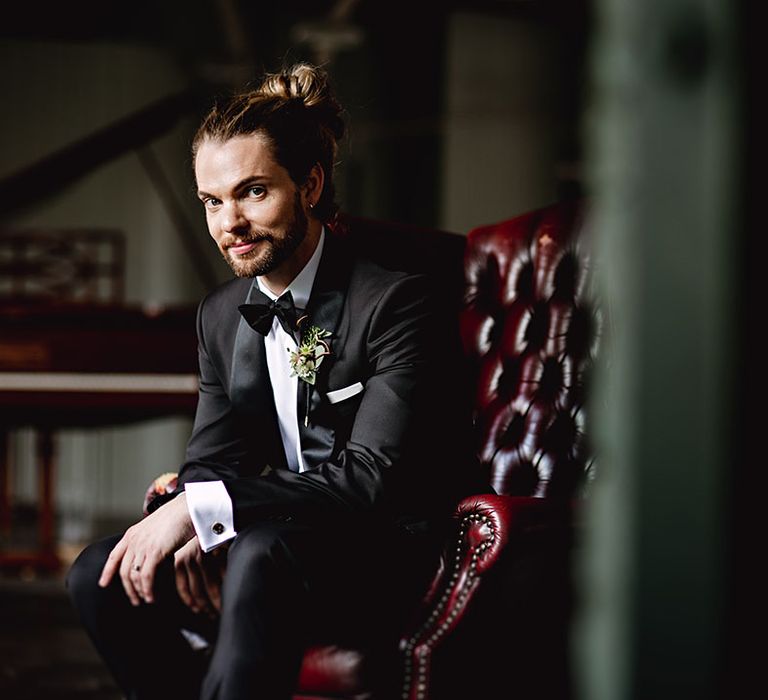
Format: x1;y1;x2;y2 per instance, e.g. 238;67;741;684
99;493;196;606
174;537;225;616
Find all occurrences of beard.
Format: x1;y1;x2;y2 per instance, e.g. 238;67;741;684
220;192;309;278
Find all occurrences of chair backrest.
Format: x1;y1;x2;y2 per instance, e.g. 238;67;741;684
461;199;598;498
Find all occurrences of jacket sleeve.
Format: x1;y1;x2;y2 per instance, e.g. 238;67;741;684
148;295;250;513
177;296;248;484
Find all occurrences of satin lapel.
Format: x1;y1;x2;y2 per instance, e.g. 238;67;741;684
230;280;289;472
297;233;353;426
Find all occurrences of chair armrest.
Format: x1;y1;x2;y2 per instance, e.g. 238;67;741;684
399;495;572;700
142;472;178;516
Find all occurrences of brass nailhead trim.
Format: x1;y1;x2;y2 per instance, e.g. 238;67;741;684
401;512;496;699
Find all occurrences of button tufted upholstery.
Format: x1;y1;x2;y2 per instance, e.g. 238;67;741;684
461;200;597;498
398;199;596;700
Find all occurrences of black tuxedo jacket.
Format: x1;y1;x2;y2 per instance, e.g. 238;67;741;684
167;231;479;530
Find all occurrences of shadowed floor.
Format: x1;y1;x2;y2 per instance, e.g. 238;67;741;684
0;557;121;699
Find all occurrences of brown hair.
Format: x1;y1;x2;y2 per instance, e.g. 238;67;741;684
192;63;345;223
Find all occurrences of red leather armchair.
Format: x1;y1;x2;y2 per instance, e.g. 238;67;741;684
144;199;597;699
398;198;596;700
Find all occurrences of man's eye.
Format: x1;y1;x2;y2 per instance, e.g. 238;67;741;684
203;198;221;209
248;186;266;198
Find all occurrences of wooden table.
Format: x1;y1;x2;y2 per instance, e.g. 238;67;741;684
0;303;198;570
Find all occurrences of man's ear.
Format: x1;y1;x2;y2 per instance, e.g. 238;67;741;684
303;162;325;211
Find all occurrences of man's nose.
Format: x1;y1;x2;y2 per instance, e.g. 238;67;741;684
221;202;248;233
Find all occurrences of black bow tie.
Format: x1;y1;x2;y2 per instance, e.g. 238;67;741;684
239;289;301;337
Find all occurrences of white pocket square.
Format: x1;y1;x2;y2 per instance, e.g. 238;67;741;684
326;382;364;404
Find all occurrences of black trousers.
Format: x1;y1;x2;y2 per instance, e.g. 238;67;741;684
67;517;440;700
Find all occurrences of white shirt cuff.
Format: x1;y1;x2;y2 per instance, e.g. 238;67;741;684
185;481;236;553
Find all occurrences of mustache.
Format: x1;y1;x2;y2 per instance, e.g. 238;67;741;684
222;231;273;249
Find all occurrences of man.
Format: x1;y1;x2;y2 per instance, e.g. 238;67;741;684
68;63;477;699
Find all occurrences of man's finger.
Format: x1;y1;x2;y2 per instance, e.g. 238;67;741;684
202;564;222;612
207;581;221;613
186;560;212;614
138;553;159;604
98;537;128;588
119;551;142;606
175;557;193;609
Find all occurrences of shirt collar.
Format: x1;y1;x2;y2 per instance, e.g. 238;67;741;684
255;227;325;309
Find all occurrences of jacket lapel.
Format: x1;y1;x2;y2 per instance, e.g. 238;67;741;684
296;232;352;434
303;233;352;387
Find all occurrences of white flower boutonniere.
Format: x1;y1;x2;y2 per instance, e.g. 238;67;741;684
288;324;332;386
288;323;332;426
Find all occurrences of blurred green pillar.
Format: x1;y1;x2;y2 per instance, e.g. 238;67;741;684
577;0;740;698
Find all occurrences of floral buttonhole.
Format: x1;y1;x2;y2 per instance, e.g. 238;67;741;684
288;322;332;386
288;317;332;425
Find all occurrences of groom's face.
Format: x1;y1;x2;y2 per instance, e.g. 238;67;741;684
195;133;309;278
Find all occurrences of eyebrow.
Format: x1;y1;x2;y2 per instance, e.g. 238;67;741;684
197;175;270;200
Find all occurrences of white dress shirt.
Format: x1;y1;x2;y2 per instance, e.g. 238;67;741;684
186;229;326;552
